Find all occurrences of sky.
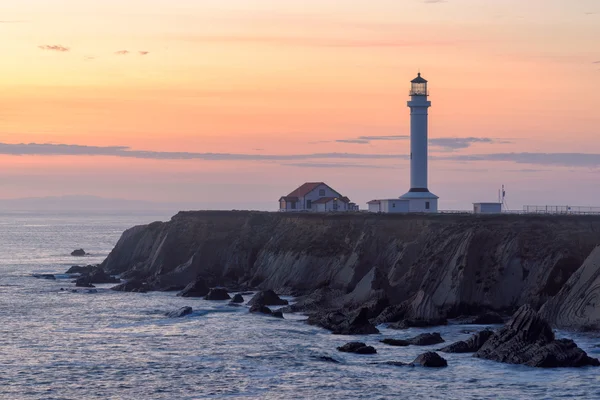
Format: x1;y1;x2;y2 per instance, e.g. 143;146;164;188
1;0;599;210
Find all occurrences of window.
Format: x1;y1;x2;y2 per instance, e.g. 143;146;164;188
306;200;312;209
425;201;430;210
319;189;325;196
291;202;296;210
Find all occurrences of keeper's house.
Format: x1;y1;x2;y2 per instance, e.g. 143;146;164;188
278;182;358;212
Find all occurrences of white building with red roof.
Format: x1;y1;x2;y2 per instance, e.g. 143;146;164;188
279;182;357;212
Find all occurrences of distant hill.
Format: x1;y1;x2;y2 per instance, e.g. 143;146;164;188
0;195;272;212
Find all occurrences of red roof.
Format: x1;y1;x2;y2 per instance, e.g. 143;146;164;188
287;182;325;198
313;197;350;204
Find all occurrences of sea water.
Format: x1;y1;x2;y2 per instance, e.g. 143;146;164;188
1;211;599;400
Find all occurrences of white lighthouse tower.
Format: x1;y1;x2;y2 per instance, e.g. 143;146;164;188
399;72;439;212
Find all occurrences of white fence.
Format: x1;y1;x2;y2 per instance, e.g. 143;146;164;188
439;206;600;215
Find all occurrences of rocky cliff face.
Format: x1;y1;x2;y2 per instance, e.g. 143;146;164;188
540;246;600;330
102;211;600;324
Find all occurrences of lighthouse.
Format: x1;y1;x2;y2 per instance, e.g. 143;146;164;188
399;72;439;212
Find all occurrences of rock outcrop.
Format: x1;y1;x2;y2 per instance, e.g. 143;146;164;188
165;306;193;318
65;265;95;275
381;333;444;347
230;294;244;303
337;342;377;354
204;288;230;301
74;266;120;286
438;329;494;353
540;246;600;331
380;352;448;368
475;305;599;367
307;308;379;335
99;211;600;327
247;290;288;307
249;304;283;318
111;279;148;293
177;278;210;298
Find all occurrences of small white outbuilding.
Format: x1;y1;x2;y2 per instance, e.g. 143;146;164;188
367;199;410;213
473;202;502;214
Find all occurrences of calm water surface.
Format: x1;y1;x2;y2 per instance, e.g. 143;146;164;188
1;211;599;399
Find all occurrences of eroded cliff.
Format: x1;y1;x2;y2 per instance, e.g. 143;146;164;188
101;211;600;324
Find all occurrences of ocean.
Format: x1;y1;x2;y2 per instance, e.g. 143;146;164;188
1;211;599;399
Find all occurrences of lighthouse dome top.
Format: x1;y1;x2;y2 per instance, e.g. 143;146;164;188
411;72;427;83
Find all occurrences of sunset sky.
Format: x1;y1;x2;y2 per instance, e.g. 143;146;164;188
1;0;599;210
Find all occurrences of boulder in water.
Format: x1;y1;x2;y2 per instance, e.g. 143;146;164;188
337;342;377;354
307;307;379;335
71;249;86;257
166;306;193;318
32;274;56;280
247;290;289;307
204;288;230;301
380;338;410;347
475;305;600;368
65;265;95;275
407;332;445;346
230;294;244;303
111;279;148;293
177;278;210;298
412;352;448;367
438;329;494;353
75;266;120;286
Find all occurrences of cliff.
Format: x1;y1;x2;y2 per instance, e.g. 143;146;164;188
101;211;600;326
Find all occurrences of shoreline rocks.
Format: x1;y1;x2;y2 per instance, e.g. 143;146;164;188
204;288;230;301
337;342;377;354
247;290;288;307
381;332;444;347
74;266;120;286
308;308;379;335
438;329;494;353
71;249;86;257
177;278;210;298
165;306;193;318
474;305;600;368
111;279;148;293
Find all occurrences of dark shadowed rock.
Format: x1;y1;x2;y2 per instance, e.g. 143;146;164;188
314;355;340;363
412;352;448;367
439;329;494;353
457;312;505;325
247;290;289;307
204;288;231;301
32;274;56;280
249;305;284;318
230;294;244;303
337;342;377;354
75;267;120;286
388;318;448;330
75;279;95;288
177;278;210;298
475;305;600;368
249;304;272;315
405;332;445;346
111;278;148;293
71;249;86;257
65;265;95;275
166;306;193;318
380;338;410;347
308;307;379;335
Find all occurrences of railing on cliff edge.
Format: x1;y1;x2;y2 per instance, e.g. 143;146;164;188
439;205;600;215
